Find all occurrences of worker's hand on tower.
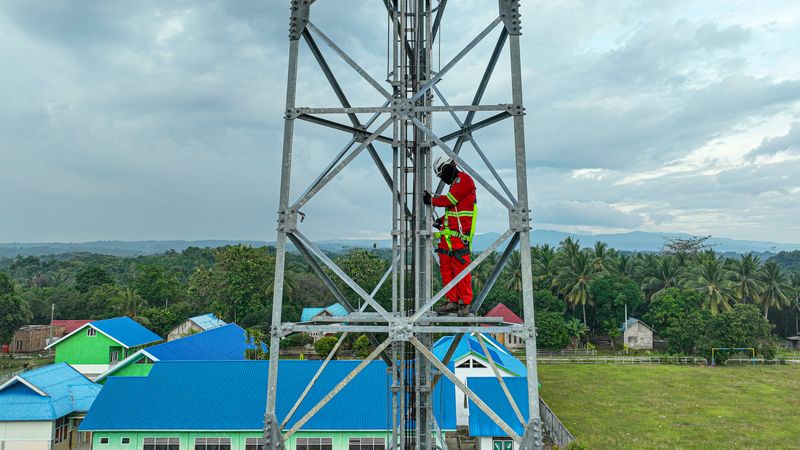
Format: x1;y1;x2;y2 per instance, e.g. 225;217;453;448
433;216;443;229
422;190;432;206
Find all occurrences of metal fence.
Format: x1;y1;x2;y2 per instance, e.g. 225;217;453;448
537;349;597;357
538;356;706;365
539;398;575;448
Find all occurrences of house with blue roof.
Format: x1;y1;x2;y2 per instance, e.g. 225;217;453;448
45;317;161;378
433;333;526;427
0;362;101;450
467;377;530;450
94;323;267;383
300;304;349;341
166;313;226;341
80;360;456;450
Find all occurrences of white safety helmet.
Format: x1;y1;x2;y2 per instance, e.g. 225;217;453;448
433;155;454;176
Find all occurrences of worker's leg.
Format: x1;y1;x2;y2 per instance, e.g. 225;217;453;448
438;249;458;303
451;240;473;305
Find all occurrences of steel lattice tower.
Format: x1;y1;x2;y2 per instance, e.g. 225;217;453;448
264;1;542;450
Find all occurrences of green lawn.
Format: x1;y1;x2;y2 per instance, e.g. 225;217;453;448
538;364;800;449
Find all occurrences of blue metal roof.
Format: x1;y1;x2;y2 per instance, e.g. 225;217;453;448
146;323;263;361
466;377;529;437
81;360;455;431
0;363;101;420
300;303;349;322
189;313;226;331
433;333;526;376
91;316;162;347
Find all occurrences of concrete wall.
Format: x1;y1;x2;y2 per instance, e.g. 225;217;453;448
624;322;653;350
167;321;203;341
0;420;53;450
90;430;391;450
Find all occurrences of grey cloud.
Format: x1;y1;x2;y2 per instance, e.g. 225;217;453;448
747;122;800;160
535;200;644;228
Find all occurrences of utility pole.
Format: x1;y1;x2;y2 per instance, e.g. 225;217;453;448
264;2;541;449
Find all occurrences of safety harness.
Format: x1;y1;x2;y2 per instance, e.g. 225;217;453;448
434;194;477;264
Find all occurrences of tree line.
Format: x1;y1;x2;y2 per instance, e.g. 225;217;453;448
1;239;798;362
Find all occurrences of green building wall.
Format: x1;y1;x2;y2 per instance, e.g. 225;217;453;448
54;329;121;365
98;356;155;384
91;430;391;450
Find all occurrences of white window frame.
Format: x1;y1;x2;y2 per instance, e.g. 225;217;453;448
296;437;333;450
121;436;131;445
349;437;386;450
143;437;180;450
87;327;97;337
99;436;110;445
194;437;232;450
245;438;266;450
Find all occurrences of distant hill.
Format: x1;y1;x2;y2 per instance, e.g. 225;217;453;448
1;230;797;258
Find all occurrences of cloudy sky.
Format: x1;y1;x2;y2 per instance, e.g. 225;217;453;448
1;1;799;244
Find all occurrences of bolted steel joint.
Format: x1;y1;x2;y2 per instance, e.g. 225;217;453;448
509;207;531;232
391;98;415;120
499;0;523;35
263;414;286;450
506;103;525;116
284;108;301;120
388;319;413;341
288;0;311;40
276;208;299;233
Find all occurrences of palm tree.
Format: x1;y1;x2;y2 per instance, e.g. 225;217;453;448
565;318;589;349
532;245;558;292
501;251;523;293
558;252;594;324
689;258;732;315
730;253;763;305
613;253;638;278
758;262;789;319
558;237;581;265
592;241;610;273
641;255;681;299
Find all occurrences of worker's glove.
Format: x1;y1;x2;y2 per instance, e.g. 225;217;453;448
422;190;432;206
433;216;444;229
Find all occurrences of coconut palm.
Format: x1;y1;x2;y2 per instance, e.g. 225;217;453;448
592;241;611;273
689;257;732;315
558;251;594;324
640;255;681;299
565;317;589;349
730;253;763;305
501;250;523;293
558;237;581;265
613;253;638;279
532;244;558;292
758;262;789;319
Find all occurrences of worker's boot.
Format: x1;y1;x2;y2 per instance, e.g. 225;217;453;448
457;302;470;317
435;301;459;315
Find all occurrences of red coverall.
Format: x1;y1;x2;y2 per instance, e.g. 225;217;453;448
431;171;477;305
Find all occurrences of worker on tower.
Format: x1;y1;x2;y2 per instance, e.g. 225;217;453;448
423;156;477;317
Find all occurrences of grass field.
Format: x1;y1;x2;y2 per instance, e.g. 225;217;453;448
538;364;800;449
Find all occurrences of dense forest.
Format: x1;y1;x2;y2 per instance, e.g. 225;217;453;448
1;238;798;361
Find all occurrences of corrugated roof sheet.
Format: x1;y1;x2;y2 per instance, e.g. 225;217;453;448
188;313;226;331
484;303;523;324
300;303;349;322
81;360;455;431
619;317;653;332
51;319;93;334
0;363;101;420
433;333;526;376
467;377;529;437
146;323;263;360
92;317;162;347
